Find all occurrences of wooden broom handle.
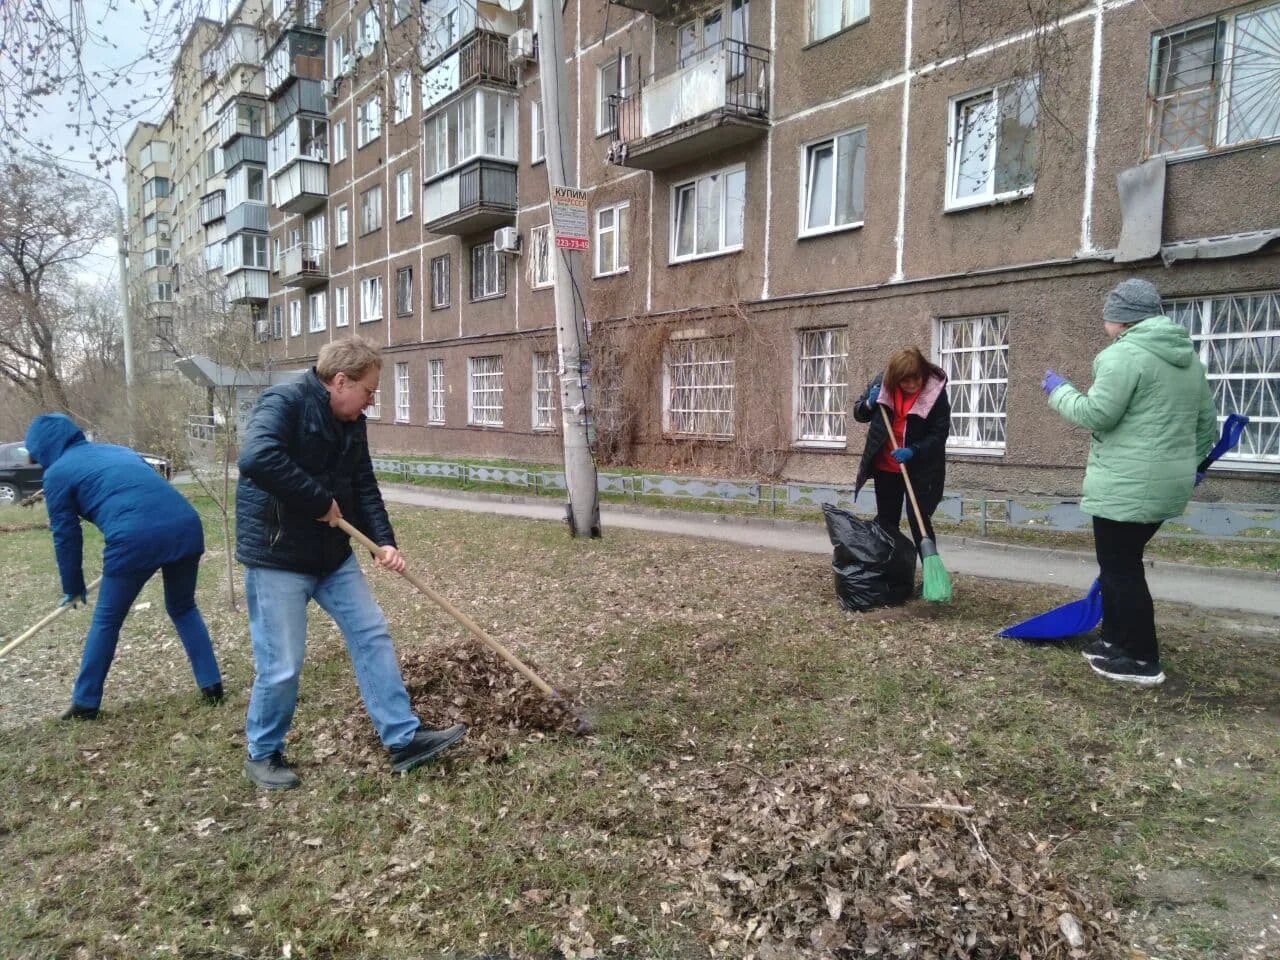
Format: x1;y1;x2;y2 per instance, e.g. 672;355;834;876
0;577;103;660
879;404;930;538
334;517;559;700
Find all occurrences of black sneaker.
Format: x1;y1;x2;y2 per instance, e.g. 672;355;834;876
244;752;301;790
1081;638;1120;662
389;724;467;774
1089;655;1166;687
60;703;99;721
200;682;224;704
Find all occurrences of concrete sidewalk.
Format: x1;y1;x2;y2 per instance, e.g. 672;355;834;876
380;484;1280;619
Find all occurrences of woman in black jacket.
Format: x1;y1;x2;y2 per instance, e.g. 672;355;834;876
852;346;951;552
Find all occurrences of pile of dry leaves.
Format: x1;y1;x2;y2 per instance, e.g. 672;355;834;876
649;760;1133;960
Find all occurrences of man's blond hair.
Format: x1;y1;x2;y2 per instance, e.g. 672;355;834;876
317;337;382;383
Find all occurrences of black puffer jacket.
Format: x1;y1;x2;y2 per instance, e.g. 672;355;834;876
235;368;395;576
852;366;951;510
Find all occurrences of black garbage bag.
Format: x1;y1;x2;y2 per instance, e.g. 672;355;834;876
822;504;916;611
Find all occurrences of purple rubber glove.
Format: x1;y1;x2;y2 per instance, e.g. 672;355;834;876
890;446;914;464
1042;369;1068;397
1194;471;1206;487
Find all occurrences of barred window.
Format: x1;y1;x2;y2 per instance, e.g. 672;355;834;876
1168;291;1280;464
938;314;1009;450
796;327;848;444
428;359;446;424
470;241;506;301
664;336;734;439
468;355;504;426
533;351;556;430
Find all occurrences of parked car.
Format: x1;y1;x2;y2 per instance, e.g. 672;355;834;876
0;442;43;504
0;441;172;504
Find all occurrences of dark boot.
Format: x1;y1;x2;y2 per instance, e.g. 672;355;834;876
389;724;467;774
200;682;224;704
60;703;100;721
244;752;301;790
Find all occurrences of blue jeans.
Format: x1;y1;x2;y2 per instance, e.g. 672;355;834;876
243;553;420;760
72;553;222;709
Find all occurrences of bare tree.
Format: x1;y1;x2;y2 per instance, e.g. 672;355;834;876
0;158;115;413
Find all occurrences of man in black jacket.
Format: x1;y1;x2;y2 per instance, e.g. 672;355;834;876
236;337;465;790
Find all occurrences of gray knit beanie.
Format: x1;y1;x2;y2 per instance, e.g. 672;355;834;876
1102;278;1162;324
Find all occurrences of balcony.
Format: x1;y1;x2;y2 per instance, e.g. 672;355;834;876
612;40;770;171
271;159;328;214
265;29;325;98
224;134;267;171
226;201;269;235
226;268;269;303
424;159;516;236
421;31;516;112
217;99;268;147
207;24;264;80
199;190;226;225
279;243;327;288
270;0;323;32
271;78;325;128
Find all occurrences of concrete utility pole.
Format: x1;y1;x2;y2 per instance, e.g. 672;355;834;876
114;200;137;440
533;0;601;538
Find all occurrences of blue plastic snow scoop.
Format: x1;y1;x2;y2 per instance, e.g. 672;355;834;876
1000;414;1249;641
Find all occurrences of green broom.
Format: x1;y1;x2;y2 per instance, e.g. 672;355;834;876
879;406;952;603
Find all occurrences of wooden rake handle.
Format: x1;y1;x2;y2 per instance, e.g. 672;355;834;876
334;517;560;701
879;404;930;539
0;577;103;660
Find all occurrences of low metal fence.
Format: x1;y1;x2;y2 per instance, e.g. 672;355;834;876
371;458;1280;542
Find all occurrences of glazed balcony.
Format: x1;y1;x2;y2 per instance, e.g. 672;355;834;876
270;0;322;31
265;28;325;98
270;158;327;215
279;243;327;289
423;159;516;236
611;39;770;171
226;268;269;303
199;190;226;225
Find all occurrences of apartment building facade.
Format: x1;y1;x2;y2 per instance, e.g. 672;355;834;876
131;0;1280;500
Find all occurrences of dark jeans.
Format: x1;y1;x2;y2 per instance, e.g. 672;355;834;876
1093;516;1162;664
71;553;222;709
873;469;937;551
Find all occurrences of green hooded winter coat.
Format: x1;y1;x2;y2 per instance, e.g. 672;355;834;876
1049;315;1218;524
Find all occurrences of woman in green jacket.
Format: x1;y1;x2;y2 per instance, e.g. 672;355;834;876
1043;278;1217;686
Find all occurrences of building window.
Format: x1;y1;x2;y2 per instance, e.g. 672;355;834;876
1149;5;1280;158
937;314;1009;451
270;304;283;339
357;95;382;148
366;388;382;420
394;70;412;123
672;165;746;262
360;185;383;234
335;286;349;327
596;53;632;135
307;291;326;332
333;119;348;163
142;177;170;202
533;351;556;430
801;128;866;235
431;255;451;309
392;0;411;24
946;77;1039;211
796;328;849;444
529;225;553;288
395;362;410;422
288;299;302;337
1168;291;1280;465
396;265;413;315
594;202;629;276
332;33;348;75
664;336;734;438
468;355;504;426
396;168;413;220
428;359;446;424
336;204;350;245
531;100;545;163
470;241;506;300
808;0;870;44
360;275;383;322
357;6;380;50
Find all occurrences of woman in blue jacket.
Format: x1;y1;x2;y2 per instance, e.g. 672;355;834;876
25;414;223;719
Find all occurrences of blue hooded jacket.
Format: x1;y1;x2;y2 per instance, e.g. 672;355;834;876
25;414;204;595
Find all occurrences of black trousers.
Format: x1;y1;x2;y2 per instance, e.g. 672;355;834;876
1093;516;1162;663
873;469;937;550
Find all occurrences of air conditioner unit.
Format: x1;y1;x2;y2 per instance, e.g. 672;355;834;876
494;226;520;254
340;52;356;75
507;29;535;64
322;77;340;98
158;229;171;241
356;39;375;60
